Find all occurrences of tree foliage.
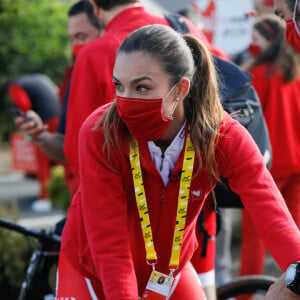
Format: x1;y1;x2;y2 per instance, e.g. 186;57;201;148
0;0;72;82
0;0;74;142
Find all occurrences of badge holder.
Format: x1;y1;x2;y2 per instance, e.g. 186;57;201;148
142;266;174;300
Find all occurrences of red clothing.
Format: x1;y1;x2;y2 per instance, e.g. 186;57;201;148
64;6;226;179
240;64;300;287
250;63;300;178
56;254;206;300
61;104;300;299
191;199;216;274
8;85;32;112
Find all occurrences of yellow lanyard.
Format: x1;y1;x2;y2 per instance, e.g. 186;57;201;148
129;130;195;272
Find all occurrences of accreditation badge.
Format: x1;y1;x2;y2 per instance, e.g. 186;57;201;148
142;270;174;300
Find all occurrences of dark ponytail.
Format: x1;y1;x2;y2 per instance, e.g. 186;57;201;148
183;34;223;181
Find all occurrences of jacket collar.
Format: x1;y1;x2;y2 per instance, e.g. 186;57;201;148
105;6;146;33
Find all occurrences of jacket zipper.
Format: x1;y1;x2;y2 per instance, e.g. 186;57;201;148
159;152;165;171
153;187;166;246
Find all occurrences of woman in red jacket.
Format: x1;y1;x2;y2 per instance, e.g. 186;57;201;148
239;14;300;297
56;24;300;299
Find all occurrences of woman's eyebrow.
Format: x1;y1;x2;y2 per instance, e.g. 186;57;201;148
131;76;153;83
112;75;154;84
112;75;120;82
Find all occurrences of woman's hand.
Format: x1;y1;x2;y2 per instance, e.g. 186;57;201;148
265;273;300;299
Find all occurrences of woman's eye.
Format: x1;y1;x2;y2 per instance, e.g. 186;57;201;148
137;86;149;93
114;82;122;91
78;33;88;42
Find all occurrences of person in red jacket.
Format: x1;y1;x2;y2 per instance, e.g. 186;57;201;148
62;2;225;297
56;24;300;300
239;15;300;299
273;0;300;52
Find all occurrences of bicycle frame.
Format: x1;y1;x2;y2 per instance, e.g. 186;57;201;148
0;218;61;300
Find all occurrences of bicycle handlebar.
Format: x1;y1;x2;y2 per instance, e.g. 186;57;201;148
0;218;61;244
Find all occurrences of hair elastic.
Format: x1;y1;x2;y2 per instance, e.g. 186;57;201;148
259;20;275;36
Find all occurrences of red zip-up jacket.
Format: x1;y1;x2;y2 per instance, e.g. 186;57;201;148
64;5;226;183
61;104;300;299
250;63;300;178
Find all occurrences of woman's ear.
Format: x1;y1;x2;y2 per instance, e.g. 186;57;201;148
176;77;190;101
90;0;100;17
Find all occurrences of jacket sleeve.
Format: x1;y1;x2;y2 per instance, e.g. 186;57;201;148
78;112;139;299
218;118;300;271
64;43;115;176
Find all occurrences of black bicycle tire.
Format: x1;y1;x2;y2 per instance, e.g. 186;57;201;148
217;275;277;299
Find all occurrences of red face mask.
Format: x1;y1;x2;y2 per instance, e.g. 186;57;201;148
248;43;262;57
286;19;300;53
72;44;86;57
116;96;173;142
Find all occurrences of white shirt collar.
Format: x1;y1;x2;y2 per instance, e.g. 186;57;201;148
148;121;186;186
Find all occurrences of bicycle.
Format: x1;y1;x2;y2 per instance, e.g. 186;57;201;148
0;217;61;300
217;274;277;299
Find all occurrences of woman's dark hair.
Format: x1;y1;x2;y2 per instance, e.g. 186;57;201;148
68;0;103;31
246;14;300;82
100;24;223;181
93;0;138;10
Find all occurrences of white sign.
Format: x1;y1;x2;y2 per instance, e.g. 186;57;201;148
194;0;255;56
